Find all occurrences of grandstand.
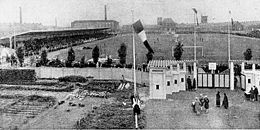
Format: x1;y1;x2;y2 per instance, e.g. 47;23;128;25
0;28;112;56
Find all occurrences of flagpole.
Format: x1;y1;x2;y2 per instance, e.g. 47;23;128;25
131;10;138;129
194;13;196;61
192;8;198;90
228;11;231;64
131;10;137;97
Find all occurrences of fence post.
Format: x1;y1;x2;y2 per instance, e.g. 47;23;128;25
111;67;113;80
230;62;234;90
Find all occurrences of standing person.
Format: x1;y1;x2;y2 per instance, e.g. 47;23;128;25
187;76;192;91
222;93;229;109
254;86;258;101
250;87;254;101
199;94;205;111
204;95;209;113
234;77;238;89
216;91;221;107
194;97;201;115
193;78;196;91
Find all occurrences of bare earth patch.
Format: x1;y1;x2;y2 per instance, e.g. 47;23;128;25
145;89;260;129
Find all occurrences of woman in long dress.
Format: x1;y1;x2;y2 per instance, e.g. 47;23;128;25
222;93;229;109
194;97;201;115
216;91;220;107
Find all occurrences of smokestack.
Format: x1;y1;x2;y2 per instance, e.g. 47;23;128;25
104;5;107;20
55;18;57;28
19;7;22;24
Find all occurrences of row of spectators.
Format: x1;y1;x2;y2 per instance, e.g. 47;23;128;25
23;32;113;56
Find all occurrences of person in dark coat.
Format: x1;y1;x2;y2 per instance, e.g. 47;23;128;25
194;97;201;115
199;94;204;111
216;91;221;107
193;78;196;91
222;93;229;109
250;87;254;101
254;86;258;101
187;76;192;91
204;95;209;113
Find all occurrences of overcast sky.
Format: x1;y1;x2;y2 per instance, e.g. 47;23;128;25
0;0;260;27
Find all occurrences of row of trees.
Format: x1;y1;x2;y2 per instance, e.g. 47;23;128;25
38;43;130;68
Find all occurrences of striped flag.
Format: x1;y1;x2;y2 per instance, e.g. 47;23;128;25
192;8;199;26
133;20;154;53
192;8;197;14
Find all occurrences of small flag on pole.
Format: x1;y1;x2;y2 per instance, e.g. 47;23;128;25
133;20;154;53
192;8;199;26
231;18;234;29
192;8;197;14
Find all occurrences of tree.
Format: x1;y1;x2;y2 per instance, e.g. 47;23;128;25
92;46;100;64
16;47;24;67
6;56;10;63
243;48;252;60
118;43;127;65
106;55;113;66
40;50;48;66
173;41;184;60
10;54;17;66
67;47;75;66
146;51;154;63
80;55;85;67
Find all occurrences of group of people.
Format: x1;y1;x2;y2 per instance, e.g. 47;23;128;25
192;91;229;115
192;94;209;115
216;91;229;109
245;86;258;101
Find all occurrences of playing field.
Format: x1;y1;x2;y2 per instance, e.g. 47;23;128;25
48;33;260;65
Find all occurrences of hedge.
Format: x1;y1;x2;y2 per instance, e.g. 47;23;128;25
58;75;87;83
0;69;36;83
0;84;74;92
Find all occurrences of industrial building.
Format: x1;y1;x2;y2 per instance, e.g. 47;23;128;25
71;5;119;32
71;20;119;32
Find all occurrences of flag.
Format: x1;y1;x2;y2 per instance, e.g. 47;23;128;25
133;20;154;53
192;8;199;26
231;18;234;30
196;17;199;26
192;8;197;14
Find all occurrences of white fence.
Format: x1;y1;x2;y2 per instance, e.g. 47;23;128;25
32;67;149;85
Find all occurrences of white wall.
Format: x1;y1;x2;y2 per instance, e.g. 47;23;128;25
32;67;149;85
150;70;166;99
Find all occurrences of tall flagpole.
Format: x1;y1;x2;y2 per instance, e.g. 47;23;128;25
194;13;197;61
131;10;138;129
228;11;231;63
132;10;137;96
192;8;198;90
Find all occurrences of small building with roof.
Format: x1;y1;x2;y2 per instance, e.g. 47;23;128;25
148;60;196;99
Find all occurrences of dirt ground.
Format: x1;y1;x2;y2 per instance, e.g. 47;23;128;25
23;97;114;129
145;89;260;129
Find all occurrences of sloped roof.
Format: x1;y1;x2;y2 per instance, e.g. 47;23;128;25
148;60;197;68
162;18;175;24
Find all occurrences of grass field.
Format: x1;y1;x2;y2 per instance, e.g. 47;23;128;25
48;33;260;65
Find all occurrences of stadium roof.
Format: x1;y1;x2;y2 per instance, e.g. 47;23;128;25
71;20;119;23
0;27;109;42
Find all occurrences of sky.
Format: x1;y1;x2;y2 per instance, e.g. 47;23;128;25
0;0;260;27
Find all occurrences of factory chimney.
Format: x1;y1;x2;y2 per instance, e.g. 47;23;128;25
19;7;22;24
104;5;107;20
